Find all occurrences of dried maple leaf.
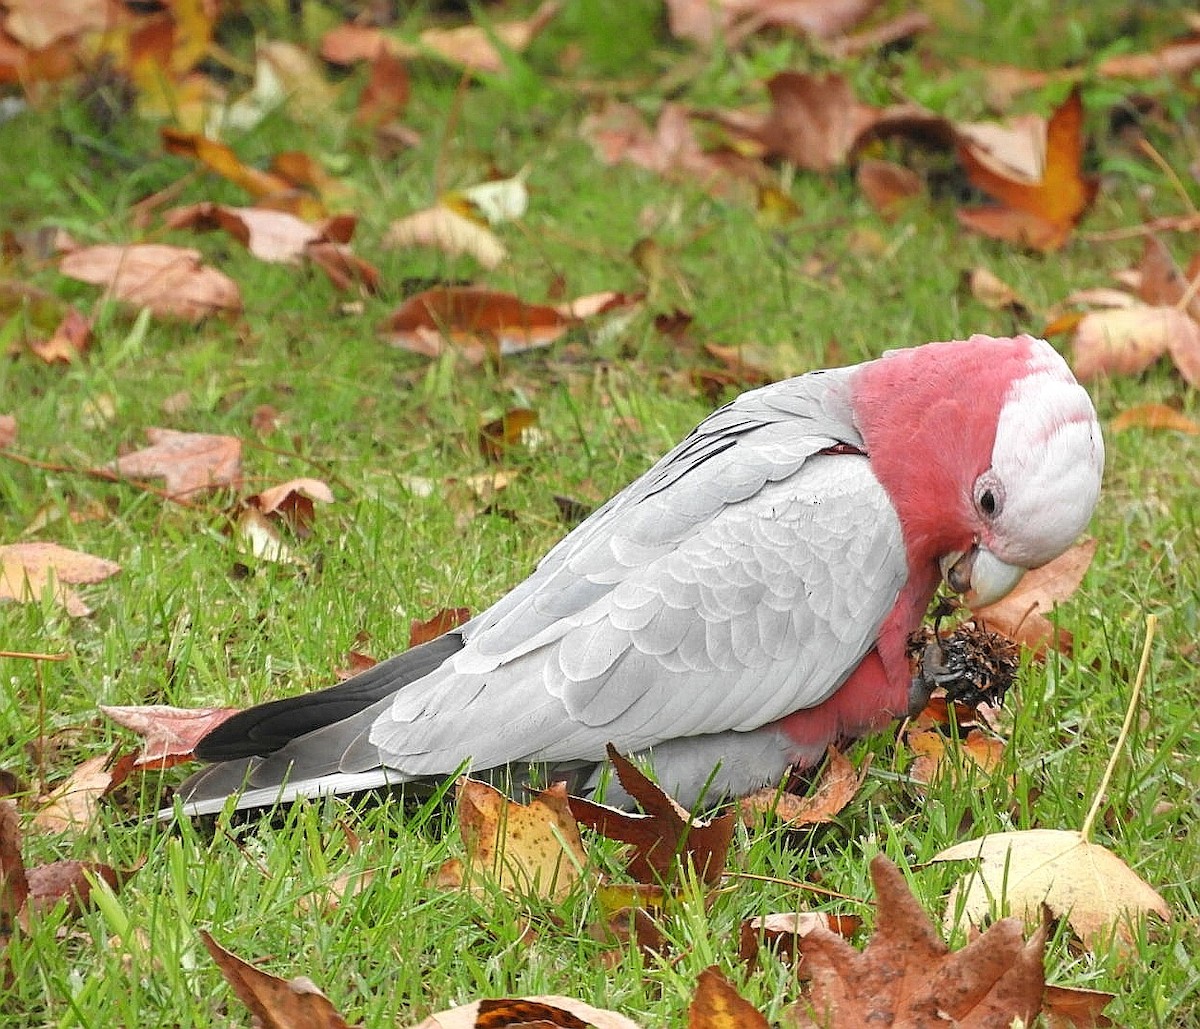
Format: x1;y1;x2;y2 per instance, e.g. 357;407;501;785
973;539;1097;656
202;932;354;1029
738;747;868;827
379;286;575;363
406;995;642;1029
1071;305;1200;385
0;541;120;617
408;607;471;648
569;745;734;885
688;965;769;1028
26;859;122;917
439;779;589;901
60;243;242;321
1042;985;1116;1028
787;855;1049;1028
109;427;242;499
957;88;1098;251
99;705;241;771
934;829;1171;952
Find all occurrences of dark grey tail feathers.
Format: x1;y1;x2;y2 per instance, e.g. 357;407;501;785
195;632;466;761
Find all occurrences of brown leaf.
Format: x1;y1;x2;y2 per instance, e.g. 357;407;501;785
3;0;120;49
417;0;561;73
1098;35;1200;79
739;912;861;965
787;855;1048;1028
568;745;733;885
1110;403;1200;435
60;243;242;321
164;203;339;264
973;539;1097;656
856;159;922;219
384;206;506;269
379;287;574;363
0;799;28;938
26;859;121;917
99;705;241;771
408;607;471;648
0;414;15;448
406;995;642;1029
161;129;316;214
688;965;768;1028
739;747;868;827
957;88;1098;251
247;478;334;535
1042;985;1116;1028
109;427;242;499
480;408;540;462
33;752;132;833
965;267;1028;313
445;779;589;901
201;931;354;1029
29;306;91;364
355;48;409;126
306;243;381;296
934;829;1172;952
906;727;1007;787
0;541;120;617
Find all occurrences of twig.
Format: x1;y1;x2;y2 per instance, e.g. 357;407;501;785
0;649;70;661
1080;213;1200;242
1137;138;1198;214
722;869;860;903
0;448;205;508
1079;613;1157;842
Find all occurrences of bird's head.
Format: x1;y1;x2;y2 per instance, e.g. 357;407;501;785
852;334;1104;608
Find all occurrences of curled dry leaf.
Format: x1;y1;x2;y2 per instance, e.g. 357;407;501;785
201;932;354;1029
0;541;120;617
957;88;1098;251
569;745;734;885
29;306;91;364
164;203;346;264
60;243;242;321
109;427;242;500
441;779;588;901
383;206;506;269
407;995;643;1029
738;747;868;827
934;829;1171;952
739;912;862;966
906;727;1007;787
973;538;1097;656
99;704;241;771
379;286;574;363
247;477;334;535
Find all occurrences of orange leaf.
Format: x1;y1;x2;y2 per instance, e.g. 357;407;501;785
1110;403;1199;435
408;607;471;648
355;48;409;125
688;966;768;1028
246;477;334;535
738;747;868;827
957;88;1098;251
29;307;91;364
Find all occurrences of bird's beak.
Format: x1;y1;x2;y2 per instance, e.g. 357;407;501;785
939;545;1026;607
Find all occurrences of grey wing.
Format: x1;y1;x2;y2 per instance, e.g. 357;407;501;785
348;367;909;775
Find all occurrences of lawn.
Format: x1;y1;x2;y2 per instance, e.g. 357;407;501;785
0;0;1197;1025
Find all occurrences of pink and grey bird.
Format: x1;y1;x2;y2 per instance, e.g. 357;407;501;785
179;334;1103;815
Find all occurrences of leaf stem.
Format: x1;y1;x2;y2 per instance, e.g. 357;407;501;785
1079;613;1156;842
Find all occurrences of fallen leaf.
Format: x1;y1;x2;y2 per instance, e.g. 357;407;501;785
820;10;932;58
1072;305;1200;384
99;704;241;771
688;965;769;1028
965;267;1028;313
223;40;340;131
379;286;574;363
973;539;1097;656
33;752;132;833
856;159;923;219
246;478;334;535
442;779;589;901
1110;403;1199;434
957;88;1098;251
0;541;120;617
26;859;121;917
738;747;868;827
787;854;1051;1028
164;203;338;264
934;829;1172;952
109;427;242;499
739;912;861;965
305;242;381;295
569;745;734;885
1;799;28;938
29;306;91;364
1098;34;1200;79
665;0;880;47
383;206;506;269
406;995;642;1029
450;167;531;226
0;414;15;447
417;0;561;73
354;48;409;126
1042;985;1117;1028
60;243;242;321
201;931;353;1029
906;727;1007;786
408;608;471;648
3;0;118;49
236;507;300;564
480;408;540;461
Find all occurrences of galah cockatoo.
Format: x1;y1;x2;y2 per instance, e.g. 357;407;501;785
178;334;1103;815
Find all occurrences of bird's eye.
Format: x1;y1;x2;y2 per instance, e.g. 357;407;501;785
980;490;997;516
974;475;1004;519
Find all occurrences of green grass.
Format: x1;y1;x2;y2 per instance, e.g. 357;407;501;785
2;0;1199;1025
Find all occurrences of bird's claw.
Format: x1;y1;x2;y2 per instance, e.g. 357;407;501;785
907;638;970;717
